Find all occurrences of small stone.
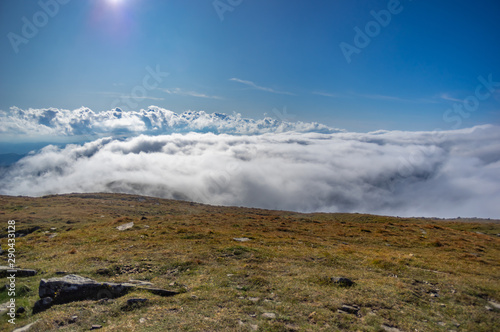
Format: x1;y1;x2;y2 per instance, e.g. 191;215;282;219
339;304;359;315
139;318;146;324
12;321;39;332
233;237;251;242
488;301;500;310
116;222;134;231
381;324;402;332
249;324;258;331
331;277;355;287
69;316;78;324
248;297;260;302
262;312;276;319
128;279;154;287
90;325;102;330
437;322;446;326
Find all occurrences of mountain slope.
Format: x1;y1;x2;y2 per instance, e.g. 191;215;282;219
1;193;499;331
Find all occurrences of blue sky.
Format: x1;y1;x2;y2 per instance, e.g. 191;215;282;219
1;0;499;132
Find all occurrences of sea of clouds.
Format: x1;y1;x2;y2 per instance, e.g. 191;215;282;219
1;107;499;218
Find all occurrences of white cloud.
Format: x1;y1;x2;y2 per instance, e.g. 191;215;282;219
0;106;339;137
1;125;499;218
230;78;294;95
313;91;438;104
161;88;222;100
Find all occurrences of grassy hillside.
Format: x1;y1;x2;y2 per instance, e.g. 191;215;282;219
0;193;499;331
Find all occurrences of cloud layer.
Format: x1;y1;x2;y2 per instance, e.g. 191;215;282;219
1;125;499;218
0;106;337;137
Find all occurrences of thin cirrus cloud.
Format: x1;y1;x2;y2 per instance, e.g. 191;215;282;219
313;91;439;104
439;93;465;103
160;88;223;100
95;91;165;101
0;124;499;219
230;78;294;95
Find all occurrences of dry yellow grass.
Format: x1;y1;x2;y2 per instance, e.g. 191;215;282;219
0;193;499;331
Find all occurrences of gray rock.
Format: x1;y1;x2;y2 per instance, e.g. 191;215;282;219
33;274;178;313
128;279;154;287
338;304;360;315
116;222;134;231
262;312;276;319
233;237;251;242
12;321;39;332
33;297;53;314
90;325;102;330
0;266;37;277
0;301;10;316
331;277;355;287
381;324;402;332
488;301;500;310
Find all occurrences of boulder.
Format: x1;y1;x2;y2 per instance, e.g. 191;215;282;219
33;274;179;313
